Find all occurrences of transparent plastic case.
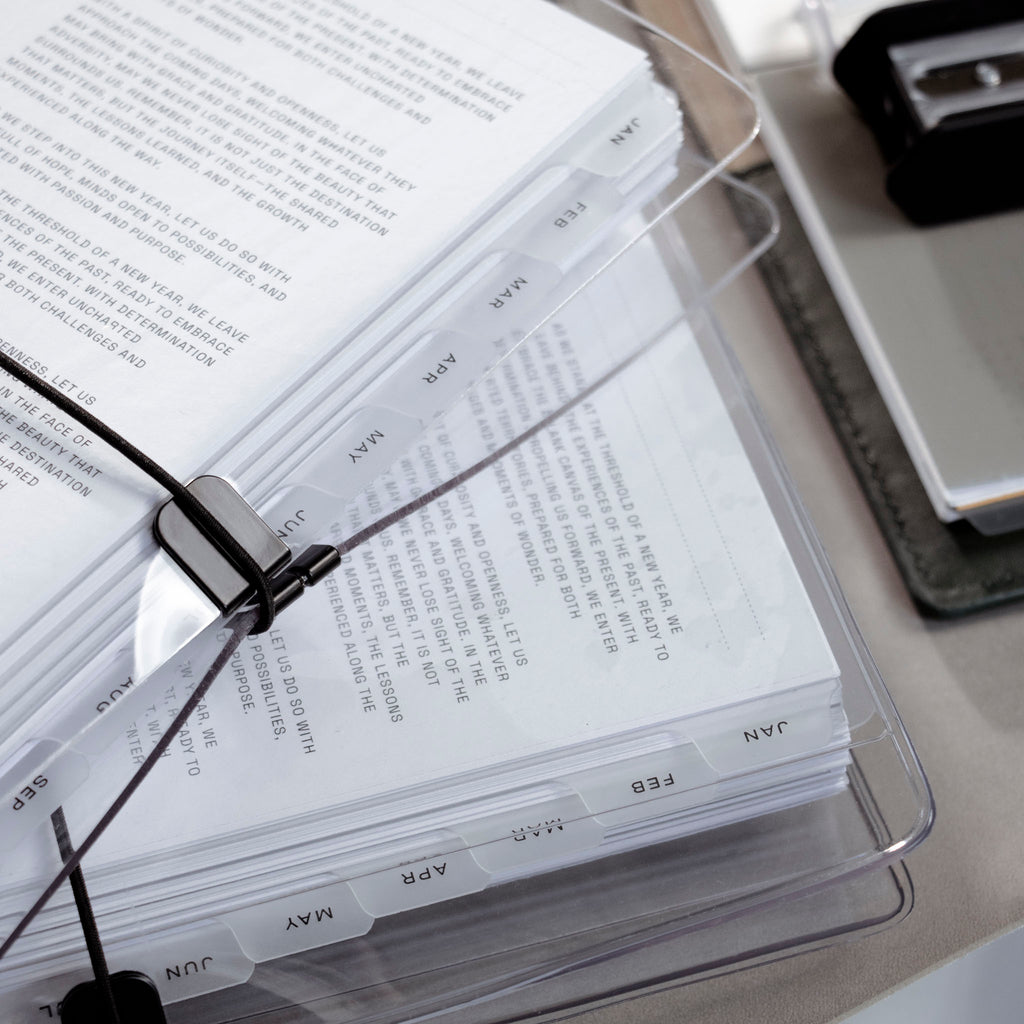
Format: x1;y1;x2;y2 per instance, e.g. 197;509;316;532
0;2;931;1021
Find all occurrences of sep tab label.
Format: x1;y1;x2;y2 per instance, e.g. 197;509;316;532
0;740;90;854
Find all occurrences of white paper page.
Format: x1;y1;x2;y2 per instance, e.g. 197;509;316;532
0;0;647;651
5;230;841;883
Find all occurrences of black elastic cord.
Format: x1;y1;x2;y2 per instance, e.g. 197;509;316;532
0;352;277;632
51;807;121;1024
0;610;256;964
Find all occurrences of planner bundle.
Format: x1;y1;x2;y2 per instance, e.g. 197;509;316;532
0;1;878;1016
0;218;854;1010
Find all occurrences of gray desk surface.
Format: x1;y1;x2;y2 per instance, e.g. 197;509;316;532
570;4;1024;1021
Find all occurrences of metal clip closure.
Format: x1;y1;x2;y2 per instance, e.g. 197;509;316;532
155;476;341;626
154;475;290;615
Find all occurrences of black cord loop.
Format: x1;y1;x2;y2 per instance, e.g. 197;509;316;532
51;807;121;1024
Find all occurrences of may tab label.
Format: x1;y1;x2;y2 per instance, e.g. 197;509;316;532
223;881;373;962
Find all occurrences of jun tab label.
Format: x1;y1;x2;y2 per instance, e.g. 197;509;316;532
126;921;254;1002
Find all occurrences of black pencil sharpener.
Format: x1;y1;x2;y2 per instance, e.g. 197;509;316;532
834;0;1024;224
